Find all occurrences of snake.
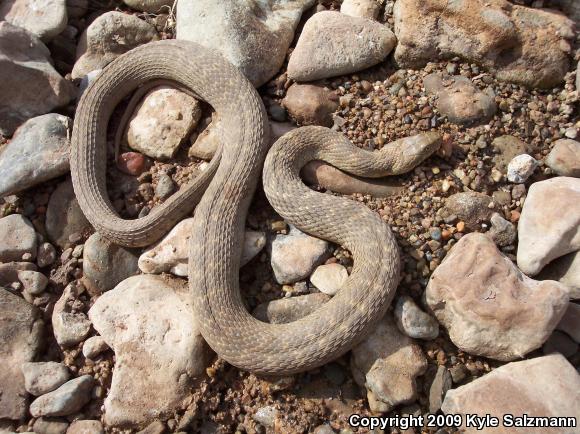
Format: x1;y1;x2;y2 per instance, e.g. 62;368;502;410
71;40;441;375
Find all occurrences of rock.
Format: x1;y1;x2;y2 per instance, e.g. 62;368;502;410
302;160;405;197
30;375;94;417
426;233;569;361
310;263;348;296
270;121;297;145
0;0;67;42
33;418;69;434
288;11;396;82
271;226;330;284
72;12;159;79
66;420;104;434
546;139;580;177
21;362;70;396
82;233;139;295
340;0;380;20
139;218;265;276
37;242;57;268
45;179;92;249
507;154;538;183
429;365;452;414
253;293;330;324
423;74;496;125
18;270;48;296
136;421;165;434
0;114;71;197
282;84;338;127
67;0;88;18
0;22;73;136
351;315;427;413
178;0;316;87
441;354;580;433
253;406;277;428
123;0;173;13
492;135;534;174
188;116;221;160
127;87;202;160
82;335;109;359
393;0;574;88
0;214;37;262
155;173;175;200
117;152;147;176
557;303;579;343
488;213;516;247
52;283;92;347
517;177;580;276
539;251;580;300
440;192;493;230
313;425;335;434
89;275;211;427
0;262;36;287
393;295;439;340
0;288;43;419
543;330;578;358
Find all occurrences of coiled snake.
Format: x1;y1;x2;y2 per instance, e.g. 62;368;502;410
71;40;440;375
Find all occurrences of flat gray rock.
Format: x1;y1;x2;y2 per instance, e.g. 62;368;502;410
0;214;37;262
176;0;315;87
0;114;71;197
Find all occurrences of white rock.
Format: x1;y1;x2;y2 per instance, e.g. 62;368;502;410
310;263;348;296
253;406;278;428
517;177;580;276
393;295;439;340
441;354;580;434
18;270;48;296
21;362;70;396
427;233;570;361
176;0;315;87
29;375;94;417
0;214;37;262
139;218;266;276
287;11;396;82
0;0;67;42
340;0;380;20
507;154;538;183
127;87;202;160
271;226;330;284
351;315;427;413
52;283;92;347
72;12;158;79
82;336;109;359
89;274;211;427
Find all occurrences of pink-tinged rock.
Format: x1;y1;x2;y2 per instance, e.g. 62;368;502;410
282;84;339;127
517;177;580;276
426;233;569;361
441;354;580;434
117;152;147;176
546;139;580;178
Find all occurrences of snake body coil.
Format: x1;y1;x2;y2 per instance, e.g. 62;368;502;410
72;41;439;375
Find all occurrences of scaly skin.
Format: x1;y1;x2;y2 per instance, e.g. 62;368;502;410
71;40;441;375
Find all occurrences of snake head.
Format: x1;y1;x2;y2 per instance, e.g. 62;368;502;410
388;132;442;175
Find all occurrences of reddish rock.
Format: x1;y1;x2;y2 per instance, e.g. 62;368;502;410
117;152;147;176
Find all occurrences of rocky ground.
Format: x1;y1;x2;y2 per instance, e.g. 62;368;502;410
0;0;579;433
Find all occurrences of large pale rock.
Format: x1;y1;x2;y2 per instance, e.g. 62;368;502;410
351;315;427;413
138;218;266;276
288;11;396;82
176;0;316;87
393;0;574;88
29;375;94;417
52;283;92;347
0;0;67;42
427;233;569;361
539;251;580;300
0;214;37;261
127;87;201;160
517;177;580;276
546;139;580;178
253;293;330;324
0;22;72;136
46;179;91;248
72;12;158;79
442;354;580;434
340;0;380;20
123;0;173;13
282;84;338;127
0;288;44;420
22;362;70;396
89;275;211;427
82;233;139;295
271;226;330;284
423;74;496;125
0;114;71;197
